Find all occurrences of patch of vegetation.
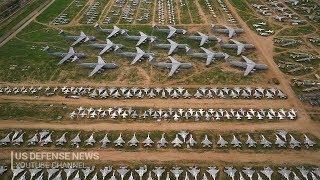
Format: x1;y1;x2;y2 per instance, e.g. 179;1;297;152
37;0;73;23
278;25;316;36
0;0;44;37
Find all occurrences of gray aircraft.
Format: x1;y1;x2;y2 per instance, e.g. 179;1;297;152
151;56;192;77
224;167;237;180
260;167;273;180
207;167;219;180
228;56;268;76
220;39;255;55
212;24;244;38
89;39;123;55
60;31;96;46
136;166;148;180
0;165;7;176
124;31;156;46
79;56;118;77
46;47;85;65
187;47;229;66
116;47;155;64
188;32;221;46
155;39;189;55
94;23;127;38
154;25;187;38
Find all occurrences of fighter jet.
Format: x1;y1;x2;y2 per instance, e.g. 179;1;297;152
228;56;268;76
231;135;242;147
260;135;272;148
46;47;85;65
0;132;12;146
221;39;255;55
260;167;273;180
154;39;189;55
94;23;127;38
212;24;244;38
157;133;168;148
151;56;192;77
201;135;213;147
85;133;96;146
289;134;300;148
89;39;123;55
0;165;7;176
82;167;95;179
117;167;129;180
56;132;68;146
114;133;125;147
154;25;187;38
224;167;237;180
278;167;291;180
274;134;286;147
124;31;156;46
171;167;183;180
135;166;147;180
116;47;155;65
242;167;255;180
153;167;165;180
246;135;257;148
188;32;221;46
60;31;96;46
100;134;111;147
128;133;139;147
207;167;219;180
188;166;200;180
100;166;113;179
187;47;229;66
79;56;118;77
171;134;183;147
143;133;154;147
217;134;228;147
303;134;316;148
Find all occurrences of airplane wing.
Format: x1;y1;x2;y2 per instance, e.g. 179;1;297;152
58;53;73;65
200;36;208;46
168;40;178;55
99;44;112;55
132;53;144;64
237;44;245;55
136;36;148;46
242;56;255;76
206;54;214;66
89;64;104;77
108;29;118;38
228;28;235;38
71;36;85;46
168;56;180;76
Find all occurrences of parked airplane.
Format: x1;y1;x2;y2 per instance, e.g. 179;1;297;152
124;31;156;46
155;39;189;55
46;47;85;65
80;56;118;77
89;39;123;55
151;56;192;77
228;56;268;76
116;47;155;64
94;23;127;38
187;47;229;66
154;25;187;38
60;31;96;46
220;39;255;55
212;24;244;38
188;32;221;46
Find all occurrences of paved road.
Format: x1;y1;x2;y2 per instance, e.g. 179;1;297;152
0;0;55;47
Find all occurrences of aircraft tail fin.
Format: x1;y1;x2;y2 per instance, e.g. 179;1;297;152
185;47;192;54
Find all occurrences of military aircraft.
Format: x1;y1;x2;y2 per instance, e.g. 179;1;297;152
80;56;118;77
220;39;255;55
128;133;139;147
212;24;244;38
261;167;273;180
188;32;221;46
46;47;86;65
187;47;229;66
60;31;96;46
228;56;268;76
154;25;187;38
94;23;127;38
207;167;219;180
89;39;123;55
124;31;156;46
155;39;189;55
151;56;192;77
116;47;155;64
